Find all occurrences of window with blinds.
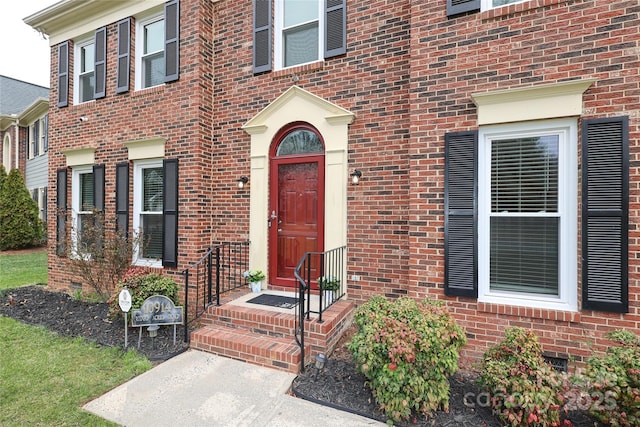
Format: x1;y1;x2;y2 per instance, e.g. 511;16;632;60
77;171;94;252
490;136;559;295
477;119;577;311
141;167;163;259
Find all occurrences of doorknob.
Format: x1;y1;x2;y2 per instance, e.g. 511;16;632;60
270;210;277;220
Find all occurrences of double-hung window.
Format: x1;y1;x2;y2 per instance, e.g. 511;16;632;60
76;38;95;103
133;160;164;265
137;13;165;89
481;0;527;10
477;119;577;311
276;0;322;68
72;166;94;255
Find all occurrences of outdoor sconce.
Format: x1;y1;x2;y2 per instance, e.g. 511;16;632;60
314;353;327;380
350;169;362;185
237;176;249;189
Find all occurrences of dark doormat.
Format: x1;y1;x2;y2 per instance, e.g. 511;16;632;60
246;294;298;309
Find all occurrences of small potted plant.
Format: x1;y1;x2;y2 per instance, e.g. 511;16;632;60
318;276;340;304
244;269;266;293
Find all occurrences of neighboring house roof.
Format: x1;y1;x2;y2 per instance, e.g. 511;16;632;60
0;75;49;130
0;75;49;116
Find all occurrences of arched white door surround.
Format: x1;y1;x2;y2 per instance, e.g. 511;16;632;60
242;85;355;283
3;134;11;170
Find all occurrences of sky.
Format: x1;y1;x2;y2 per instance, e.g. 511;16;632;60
1;1;60;88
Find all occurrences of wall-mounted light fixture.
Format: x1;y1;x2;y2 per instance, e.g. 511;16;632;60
237;176;249;189
350;169;362;185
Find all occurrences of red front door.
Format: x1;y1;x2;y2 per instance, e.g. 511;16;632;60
269;158;324;287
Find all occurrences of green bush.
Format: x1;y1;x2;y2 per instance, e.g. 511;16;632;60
0;169;45;250
108;267;179;318
478;327;566;426
579;330;640;427
348;295;467;423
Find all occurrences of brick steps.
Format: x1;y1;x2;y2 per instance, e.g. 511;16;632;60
190;324;305;374
190;293;355;373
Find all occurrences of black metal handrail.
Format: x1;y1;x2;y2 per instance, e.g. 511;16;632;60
182;241;249;342
293;245;346;371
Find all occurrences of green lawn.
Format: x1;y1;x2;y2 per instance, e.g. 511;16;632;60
0;316;152;426
0;249;48;290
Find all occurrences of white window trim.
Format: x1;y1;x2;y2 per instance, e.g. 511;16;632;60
481;0;527;11
39;116;47;154
273;0;324;71
28;122;36;159
133;158;163;268
135;10;165;91
71;165;93;258
478;118;577;312
2;134;10;169
74;36;95;105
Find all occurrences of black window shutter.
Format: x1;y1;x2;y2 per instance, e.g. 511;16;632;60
253;0;272;73
164;0;180;83
56;168;68;256
57;42;69;107
43;114;48;152
116;18;131;93
162;159;178;267
115;162;129;236
582;116;629;313
325;0;346;58
92;164;105;212
33;120;39;156
444;131;478;298
94;27;107;99
447;0;480;17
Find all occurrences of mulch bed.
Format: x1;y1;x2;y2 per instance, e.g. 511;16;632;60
1;285;604;426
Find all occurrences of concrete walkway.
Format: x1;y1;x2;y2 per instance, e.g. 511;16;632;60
84;349;384;426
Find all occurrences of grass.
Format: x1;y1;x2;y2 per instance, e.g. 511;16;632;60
0;248;48;290
0;316;152;426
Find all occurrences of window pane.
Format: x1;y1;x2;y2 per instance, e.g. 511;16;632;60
78;213;94;251
80;172;93;211
143;167;163;212
492;0;524;6
491;136;558;213
490;217;559;295
81;44;94;73
276;129;324;156
284;22;319;67
143;51;165;88
144;20;164;54
141;213;162;259
284;0;318;27
80;73;95;103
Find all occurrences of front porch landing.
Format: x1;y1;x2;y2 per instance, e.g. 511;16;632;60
189;289;354;374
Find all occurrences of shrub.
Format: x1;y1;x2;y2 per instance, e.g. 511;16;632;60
478;327;566;427
348;295;467;423
67;212;140;301
0;169;45;250
108;267;179;319
579;330;640;427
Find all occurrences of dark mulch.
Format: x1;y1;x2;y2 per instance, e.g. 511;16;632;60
0;285;188;361
1;285;604;426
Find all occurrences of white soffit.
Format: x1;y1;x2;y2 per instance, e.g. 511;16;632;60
123;138;166;160
61;147;95;166
472;79;596;125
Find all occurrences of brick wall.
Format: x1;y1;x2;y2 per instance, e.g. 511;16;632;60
46;0;216;294
408;0;640;368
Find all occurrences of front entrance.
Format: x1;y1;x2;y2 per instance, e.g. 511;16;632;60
268;124;325;287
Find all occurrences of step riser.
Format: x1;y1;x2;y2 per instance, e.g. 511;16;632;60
203;307;297;337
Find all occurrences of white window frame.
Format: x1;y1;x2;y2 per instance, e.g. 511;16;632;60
71;165;93;258
2;134;10;169
39;115;47;154
478;118;577;312
28;121;36;159
135;10;165;90
274;0;324;71
133;159;163;267
481;0;528;11
74;37;95;104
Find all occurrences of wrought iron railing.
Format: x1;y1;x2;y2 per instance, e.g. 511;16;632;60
182;241;249;342
293;245;346;371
